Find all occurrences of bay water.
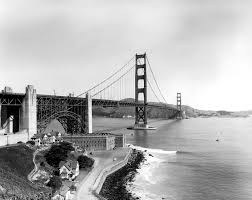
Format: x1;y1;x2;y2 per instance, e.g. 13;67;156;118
93;117;252;200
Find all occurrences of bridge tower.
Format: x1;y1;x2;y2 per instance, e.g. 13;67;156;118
134;53;148;128
176;92;182;119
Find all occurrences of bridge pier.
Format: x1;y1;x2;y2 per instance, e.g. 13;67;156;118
19;85;37;138
85;92;92;134
0;103;1;127
7;116;13;133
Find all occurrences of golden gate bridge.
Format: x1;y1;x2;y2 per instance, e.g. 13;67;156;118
0;53;183;135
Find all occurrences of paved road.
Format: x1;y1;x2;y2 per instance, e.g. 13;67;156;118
75;148;129;200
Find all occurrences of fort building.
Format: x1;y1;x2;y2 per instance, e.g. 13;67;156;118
62;133;125;151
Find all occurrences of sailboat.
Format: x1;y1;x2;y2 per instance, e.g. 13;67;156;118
216;131;222;142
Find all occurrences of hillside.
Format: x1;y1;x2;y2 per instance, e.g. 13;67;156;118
92;98;250;118
181;106;250;118
93;98;177;119
0;144;50;199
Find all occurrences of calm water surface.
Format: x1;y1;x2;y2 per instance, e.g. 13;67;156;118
93;117;252;200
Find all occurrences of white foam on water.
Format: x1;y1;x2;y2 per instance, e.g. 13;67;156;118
127;144;176;185
128;144;177;155
137;157;164;185
126;144;178;199
128;184;174;200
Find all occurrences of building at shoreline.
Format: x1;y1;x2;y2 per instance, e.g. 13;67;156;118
62;133;125;151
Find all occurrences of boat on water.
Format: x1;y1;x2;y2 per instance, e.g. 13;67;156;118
216;131;222;142
127;124;157;130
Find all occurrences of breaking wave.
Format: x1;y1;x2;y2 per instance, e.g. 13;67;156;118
126;144;177;199
128;144;177;155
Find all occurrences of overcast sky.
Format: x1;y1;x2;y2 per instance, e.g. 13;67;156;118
0;0;252;111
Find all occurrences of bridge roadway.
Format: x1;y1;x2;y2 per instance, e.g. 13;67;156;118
0;92;178;111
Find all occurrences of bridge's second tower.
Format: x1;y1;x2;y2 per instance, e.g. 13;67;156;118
134;53;148;127
177;92;182;119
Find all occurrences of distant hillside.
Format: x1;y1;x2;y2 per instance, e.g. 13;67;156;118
92;99;251;118
181;106;250;118
0;144;50;199
93;98;177;119
233;110;252;116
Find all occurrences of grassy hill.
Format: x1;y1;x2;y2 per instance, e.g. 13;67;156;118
0;144;50;199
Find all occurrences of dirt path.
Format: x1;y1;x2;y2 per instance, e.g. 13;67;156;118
27;146;49;182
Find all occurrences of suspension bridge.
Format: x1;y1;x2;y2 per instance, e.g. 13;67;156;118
0;53;183;137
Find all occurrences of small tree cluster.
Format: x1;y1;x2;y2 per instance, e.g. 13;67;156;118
47;175;62;192
45;142;74;168
77;155;94;169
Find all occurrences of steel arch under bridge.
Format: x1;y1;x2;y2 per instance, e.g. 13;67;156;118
37;110;85;134
37;94;88;134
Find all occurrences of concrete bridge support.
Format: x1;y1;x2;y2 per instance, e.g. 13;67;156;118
0;115;13;135
19;85;37;138
0;104;1;126
7;115;13;134
85;92;92;134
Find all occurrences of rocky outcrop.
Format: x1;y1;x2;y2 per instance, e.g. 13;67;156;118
99;149;145;200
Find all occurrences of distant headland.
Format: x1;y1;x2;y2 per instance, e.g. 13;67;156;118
92;98;252;118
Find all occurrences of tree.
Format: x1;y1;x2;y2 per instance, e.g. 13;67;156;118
26;140;35;146
69;184;77;191
59;141;75;152
45;142;74;168
47;175;62;191
77;155;94;169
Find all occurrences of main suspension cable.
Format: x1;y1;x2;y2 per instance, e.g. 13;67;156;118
146;56;168;104
76;56;135;98
92;64;135;98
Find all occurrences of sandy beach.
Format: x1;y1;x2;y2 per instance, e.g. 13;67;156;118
74;148;131;200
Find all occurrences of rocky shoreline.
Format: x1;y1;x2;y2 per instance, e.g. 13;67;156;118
99;149;146;200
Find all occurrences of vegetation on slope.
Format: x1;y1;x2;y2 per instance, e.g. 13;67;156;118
0;144;50;199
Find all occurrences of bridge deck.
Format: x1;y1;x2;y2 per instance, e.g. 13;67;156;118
0;93;178;111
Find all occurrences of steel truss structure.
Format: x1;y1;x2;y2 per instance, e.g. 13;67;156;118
37;95;87;134
176;93;182;118
135;53;148;125
0;93;24;106
1;92;180;134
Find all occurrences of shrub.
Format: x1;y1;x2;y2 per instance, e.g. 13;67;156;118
47;175;62;191
53;170;60;176
77;155;94;169
69;184;77;191
40;161;45;167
